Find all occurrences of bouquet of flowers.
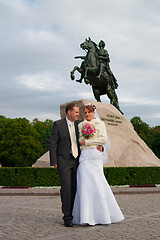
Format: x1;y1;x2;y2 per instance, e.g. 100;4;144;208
81;123;96;139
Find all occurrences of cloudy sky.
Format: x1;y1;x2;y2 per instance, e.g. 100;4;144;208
0;0;160;127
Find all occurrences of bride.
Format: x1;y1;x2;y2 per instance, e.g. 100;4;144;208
72;104;124;225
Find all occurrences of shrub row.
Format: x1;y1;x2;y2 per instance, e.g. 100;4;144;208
0;167;160;187
0;167;60;187
103;167;160;186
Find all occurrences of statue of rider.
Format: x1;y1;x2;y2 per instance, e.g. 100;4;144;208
97;40;118;89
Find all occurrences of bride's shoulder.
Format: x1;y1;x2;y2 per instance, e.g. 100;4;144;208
78;120;86;127
92;118;102;124
92;118;105;127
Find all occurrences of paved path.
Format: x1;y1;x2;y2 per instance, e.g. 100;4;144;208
0;187;160;240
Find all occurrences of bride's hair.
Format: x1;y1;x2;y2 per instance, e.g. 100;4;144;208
83;104;96;112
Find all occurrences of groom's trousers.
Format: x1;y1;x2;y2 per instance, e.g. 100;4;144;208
58;154;79;221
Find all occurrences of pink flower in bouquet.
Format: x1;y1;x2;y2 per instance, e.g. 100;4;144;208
90;129;94;134
81;122;96;139
86;131;90;135
82;129;85;134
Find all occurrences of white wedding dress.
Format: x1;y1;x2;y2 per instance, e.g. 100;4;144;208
72;148;124;225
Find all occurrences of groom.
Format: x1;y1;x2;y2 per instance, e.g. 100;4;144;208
49;102;80;227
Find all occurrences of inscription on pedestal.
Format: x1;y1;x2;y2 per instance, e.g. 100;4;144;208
101;114;122;126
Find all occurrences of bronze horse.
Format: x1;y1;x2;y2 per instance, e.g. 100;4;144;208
70;38;123;114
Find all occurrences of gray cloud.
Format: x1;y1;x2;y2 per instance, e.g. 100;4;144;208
0;0;160;127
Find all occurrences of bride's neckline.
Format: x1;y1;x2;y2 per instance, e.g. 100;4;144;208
85;118;98;122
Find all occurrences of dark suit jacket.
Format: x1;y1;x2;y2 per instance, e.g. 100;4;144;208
49;118;80;170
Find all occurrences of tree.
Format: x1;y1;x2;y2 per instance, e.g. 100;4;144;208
152;126;160;132
0;116;44;167
150;126;160;158
31;118;53;153
130;116;152;147
130;117;160;158
130;117;150;135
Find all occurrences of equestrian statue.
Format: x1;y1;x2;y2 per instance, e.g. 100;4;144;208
70;37;123;114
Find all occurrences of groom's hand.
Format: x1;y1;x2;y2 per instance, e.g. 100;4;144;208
51;164;57;168
97;145;103;152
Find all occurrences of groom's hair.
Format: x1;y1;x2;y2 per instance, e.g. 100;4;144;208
65;102;78;114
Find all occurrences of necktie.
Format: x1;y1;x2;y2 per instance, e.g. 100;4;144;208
69;122;78;158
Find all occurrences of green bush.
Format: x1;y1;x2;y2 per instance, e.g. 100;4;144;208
0;168;60;187
103;167;160;186
0;167;160;187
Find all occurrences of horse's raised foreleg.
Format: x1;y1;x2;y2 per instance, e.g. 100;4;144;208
70;66;83;82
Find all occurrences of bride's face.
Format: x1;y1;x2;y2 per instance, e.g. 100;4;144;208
83;108;95;121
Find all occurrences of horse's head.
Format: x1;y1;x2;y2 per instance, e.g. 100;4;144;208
80;37;95;51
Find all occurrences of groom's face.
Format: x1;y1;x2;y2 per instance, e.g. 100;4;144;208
67;107;79;122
